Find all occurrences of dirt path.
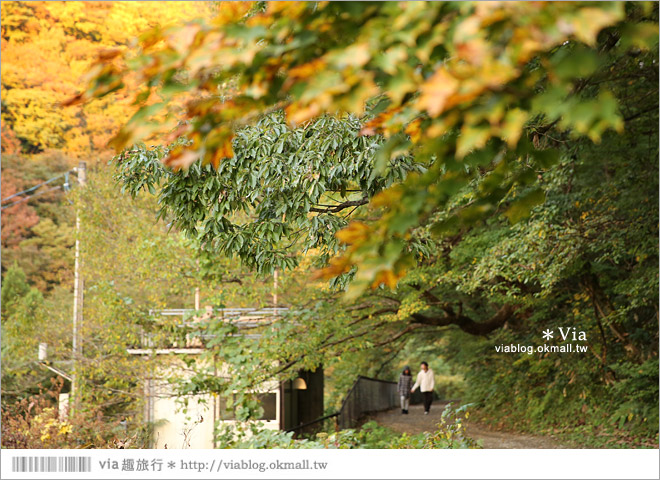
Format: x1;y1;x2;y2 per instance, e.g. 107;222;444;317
368;403;567;449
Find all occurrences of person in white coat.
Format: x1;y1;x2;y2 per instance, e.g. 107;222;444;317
411;361;435;414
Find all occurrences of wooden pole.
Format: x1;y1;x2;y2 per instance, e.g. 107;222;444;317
273;269;278;314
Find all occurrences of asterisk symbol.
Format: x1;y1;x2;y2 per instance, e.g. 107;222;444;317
168;461;176;469
542;329;553;340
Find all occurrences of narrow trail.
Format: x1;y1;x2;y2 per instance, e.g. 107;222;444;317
367;402;567;449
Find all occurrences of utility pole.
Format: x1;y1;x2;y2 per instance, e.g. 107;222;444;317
273;269;278;314
71;161;86;412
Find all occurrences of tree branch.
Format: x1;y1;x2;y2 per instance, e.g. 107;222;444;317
623;105;659;123
411;284;454;315
411;304;517;336
371;324;424;347
309;196;368;213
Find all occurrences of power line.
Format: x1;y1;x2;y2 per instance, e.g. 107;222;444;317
1;169;78;211
0;185;64;211
1;171;73;204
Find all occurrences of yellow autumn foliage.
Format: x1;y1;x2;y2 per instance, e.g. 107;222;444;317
1;1;211;156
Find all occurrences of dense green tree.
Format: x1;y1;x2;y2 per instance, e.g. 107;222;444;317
1;264;30;314
114;112;423;277
1;265;51;401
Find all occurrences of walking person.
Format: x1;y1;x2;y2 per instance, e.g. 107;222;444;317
397;366;413;414
411;361;435;414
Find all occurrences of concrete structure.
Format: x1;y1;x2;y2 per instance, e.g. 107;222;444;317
128;308;323;448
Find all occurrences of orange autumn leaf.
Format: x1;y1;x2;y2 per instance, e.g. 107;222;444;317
359;106;402;136
96;48;123;62
59;92;86;107
404;118;423;144
312;255;353;280
335;221;371;245
208;135;235;169
214;1;253;25
371;269;403;289
286;102;322;126
267;1;308;19
417;68;459;118
167;24;202;54
163;145;199;170
284;59;327;90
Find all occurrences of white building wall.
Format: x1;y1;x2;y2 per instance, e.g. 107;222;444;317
152;393;215;449
145;359;281;449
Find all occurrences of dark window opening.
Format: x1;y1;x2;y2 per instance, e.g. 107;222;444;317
216;392;277;421
217;396;235;420
256;393;277;421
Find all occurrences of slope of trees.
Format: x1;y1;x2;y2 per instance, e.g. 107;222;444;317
1;1;211;155
1;153;76;289
1;1;223;447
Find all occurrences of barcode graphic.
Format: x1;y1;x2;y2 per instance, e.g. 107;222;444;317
11;456;92;473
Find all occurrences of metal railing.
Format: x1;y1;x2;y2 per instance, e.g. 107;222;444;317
150;307;289;319
286;375;399;434
337;376;398;429
133;307;290;349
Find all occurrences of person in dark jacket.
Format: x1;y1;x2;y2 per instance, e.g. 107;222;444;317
397;366;413;414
